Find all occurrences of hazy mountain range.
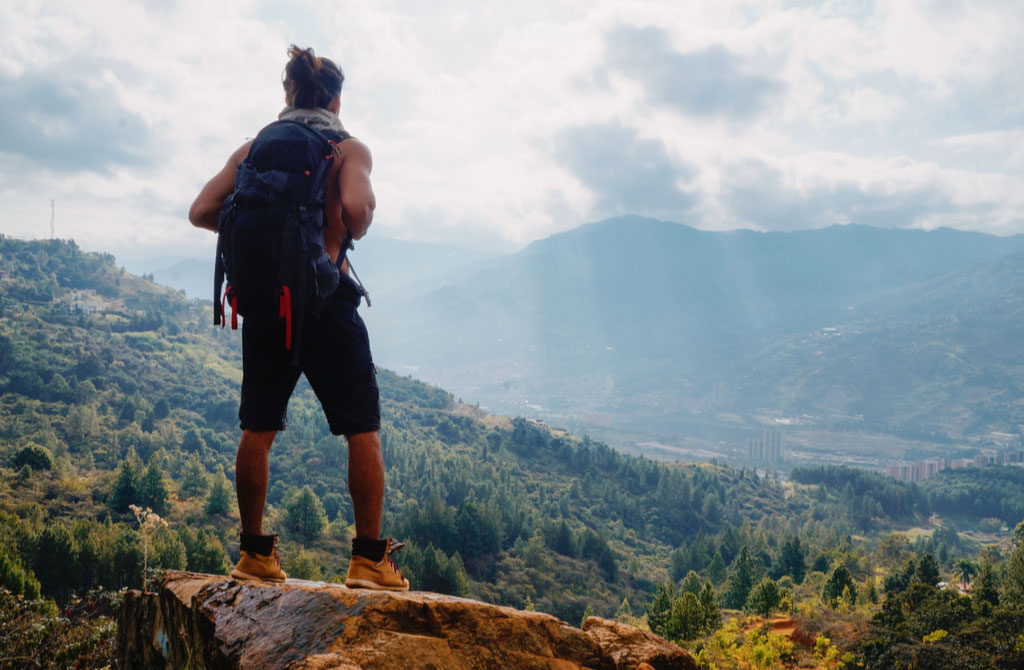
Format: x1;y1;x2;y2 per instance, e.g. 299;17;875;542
138;216;1024;444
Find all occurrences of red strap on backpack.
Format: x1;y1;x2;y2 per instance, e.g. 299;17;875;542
279;286;292;350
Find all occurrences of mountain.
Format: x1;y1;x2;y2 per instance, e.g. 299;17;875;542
365;216;1024;438
734;251;1024;438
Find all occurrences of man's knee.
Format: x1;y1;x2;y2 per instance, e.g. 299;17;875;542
239;429;277;453
347;431;379;448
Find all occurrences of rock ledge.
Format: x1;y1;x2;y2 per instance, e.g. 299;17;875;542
117;571;695;670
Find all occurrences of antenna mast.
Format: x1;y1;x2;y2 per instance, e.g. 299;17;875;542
50;199;55;239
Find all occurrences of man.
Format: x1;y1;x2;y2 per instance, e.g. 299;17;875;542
188;46;408;591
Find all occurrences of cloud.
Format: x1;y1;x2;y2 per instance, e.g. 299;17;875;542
719;158;991;231
604;24;783;120
0;63;152;172
553;122;696;219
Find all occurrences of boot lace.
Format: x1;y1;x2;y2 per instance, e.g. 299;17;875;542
376;538;406;578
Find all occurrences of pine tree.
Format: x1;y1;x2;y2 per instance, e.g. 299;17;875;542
205;468;232;517
777;535;806;584
707;551;728;586
914;553;940;587
179;453;208;498
616;597;633;621
646;581;676;637
973;557;999;612
681;569;702;594
822;563;856;608
581;604;594;628
139;463;169;515
668;591;704;641
746;577;781;617
285;486;327;543
724;545;756;609
110;458;140;513
1001;542;1024;607
698;579;721;631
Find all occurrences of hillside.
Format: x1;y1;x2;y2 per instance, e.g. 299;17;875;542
736;251;1024;438
0;235;802;622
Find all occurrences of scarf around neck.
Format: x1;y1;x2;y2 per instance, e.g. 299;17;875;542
278;106;347;136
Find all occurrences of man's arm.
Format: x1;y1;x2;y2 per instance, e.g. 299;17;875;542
338;139;376;240
188;141;253;232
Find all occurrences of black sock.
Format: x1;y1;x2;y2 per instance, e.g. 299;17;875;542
352;538;387;561
240;533;276;556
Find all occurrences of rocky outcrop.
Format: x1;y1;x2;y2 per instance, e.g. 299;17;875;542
117;571;695;670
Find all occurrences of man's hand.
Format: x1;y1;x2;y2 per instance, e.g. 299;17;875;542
188;141;253;232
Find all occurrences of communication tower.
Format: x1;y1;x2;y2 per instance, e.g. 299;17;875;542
50;199;55;239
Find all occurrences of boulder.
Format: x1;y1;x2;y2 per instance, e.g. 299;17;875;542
117;571;695;670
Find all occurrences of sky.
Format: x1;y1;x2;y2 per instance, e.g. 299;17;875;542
1;0;1023;262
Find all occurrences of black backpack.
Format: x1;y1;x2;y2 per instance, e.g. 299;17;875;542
213;119;350;364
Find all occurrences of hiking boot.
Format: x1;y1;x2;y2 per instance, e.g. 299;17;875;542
230;533;287;583
345;538;410;591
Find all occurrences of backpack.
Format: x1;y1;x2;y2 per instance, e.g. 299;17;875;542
213;119;351;364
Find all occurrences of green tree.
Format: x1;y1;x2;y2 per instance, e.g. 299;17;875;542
646;581;676;637
139;463;169;516
914;553;940;587
953;559;977;588
616;597;633;622
667;591;705;641
65;404;100;449
681;569;702;595
746;577;781;617
179;453;208;498
698;579;721;631
776;535;806;584
33;523;79;598
401;543;468;596
973;557;999;612
284;548;324;581
205;468;233;517
150;527;187;571
580;604;594;628
0;549;41;599
822;563;856;608
110;458;141;513
177;527;228;574
724;545;757;609
12;443;53;471
182;427;206;453
707;551;727;586
285;486;327;543
1001;542;1024;607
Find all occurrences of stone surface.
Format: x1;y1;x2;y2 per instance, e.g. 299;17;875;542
117;571;695;670
583;618;696;670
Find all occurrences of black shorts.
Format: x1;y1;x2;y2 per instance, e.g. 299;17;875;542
238;276;380;436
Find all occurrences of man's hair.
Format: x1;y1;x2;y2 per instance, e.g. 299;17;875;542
282;45;344;109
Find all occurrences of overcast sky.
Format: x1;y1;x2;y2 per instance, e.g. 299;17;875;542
2;0;1023;262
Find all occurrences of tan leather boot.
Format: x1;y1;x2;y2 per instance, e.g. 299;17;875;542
345;538;409;591
230;533;287;583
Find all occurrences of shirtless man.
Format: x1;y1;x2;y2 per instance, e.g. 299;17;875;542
189;45;407;590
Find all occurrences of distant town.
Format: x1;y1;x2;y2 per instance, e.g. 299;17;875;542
885;449;1024;482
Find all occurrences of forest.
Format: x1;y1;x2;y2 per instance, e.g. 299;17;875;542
4;235;1024;669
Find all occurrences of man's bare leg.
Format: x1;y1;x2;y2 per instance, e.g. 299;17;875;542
236;429;276;535
347;431;383;539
